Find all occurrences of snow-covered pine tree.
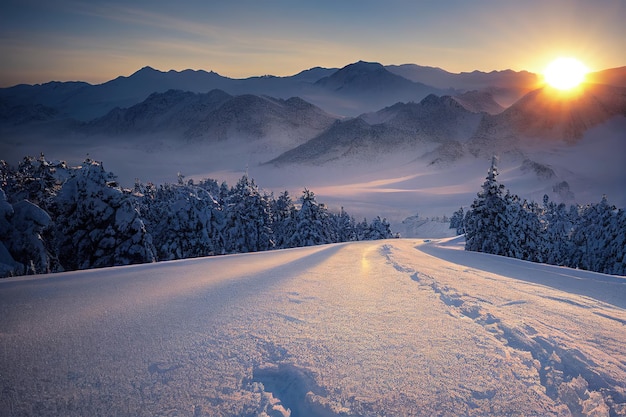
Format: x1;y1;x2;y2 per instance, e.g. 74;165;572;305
334;207;356;243
196;177;221;198
271;190;297;249
570;196;625;275
464;156;509;255
2;155;66;212
354;218;370;241
5;200;52;274
449;207;465;235
223;175;273;253
288;189;333;247
541;195;575;266
0;188;24;276
51;159;156;270
367;216;394;240
502;193;543;262
138;180;223;260
0;155;63;275
610;208;626;275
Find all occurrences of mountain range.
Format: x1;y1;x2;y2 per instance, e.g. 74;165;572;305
0;60;545;121
85;89;338;152
1;60;625;221
269;94;484;166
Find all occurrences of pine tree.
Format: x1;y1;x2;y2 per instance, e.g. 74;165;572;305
367;216;393;240
502;194;543;262
610;208;626;275
0;188;23;276
541;195;575;266
51;159;156;270
288;189;333;247
450;207;465;235
224;175;273;253
570;196;625;274
271;190;297;249
6;200;52;274
464;156;509;255
355;218;370;241
139;180;222;260
334;207;356;242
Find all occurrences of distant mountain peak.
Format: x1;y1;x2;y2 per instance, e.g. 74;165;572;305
419;93;443;105
134;66;161;75
346;60;385;70
315;60;418;93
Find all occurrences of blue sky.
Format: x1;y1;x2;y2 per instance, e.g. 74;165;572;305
1;0;624;86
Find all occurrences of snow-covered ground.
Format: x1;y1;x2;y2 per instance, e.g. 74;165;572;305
1;238;624;416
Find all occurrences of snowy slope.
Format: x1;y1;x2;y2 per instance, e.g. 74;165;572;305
1;239;624;416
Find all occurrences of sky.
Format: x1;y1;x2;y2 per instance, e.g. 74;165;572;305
1;0;624;87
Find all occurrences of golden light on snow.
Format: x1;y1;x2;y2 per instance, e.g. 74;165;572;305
543;57;589;90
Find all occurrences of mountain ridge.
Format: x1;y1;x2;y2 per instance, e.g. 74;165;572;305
468;83;626;156
0;60;561;120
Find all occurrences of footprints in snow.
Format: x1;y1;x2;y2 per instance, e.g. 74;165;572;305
244;341;355;417
383;244;624;416
382;245;497;325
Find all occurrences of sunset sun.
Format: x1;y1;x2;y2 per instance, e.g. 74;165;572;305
543;57;589;90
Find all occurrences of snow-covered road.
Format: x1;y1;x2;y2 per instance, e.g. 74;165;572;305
1;239;625;416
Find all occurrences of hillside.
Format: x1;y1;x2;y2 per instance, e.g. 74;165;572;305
268;94;483;166
87;90;338;151
1;239;624;416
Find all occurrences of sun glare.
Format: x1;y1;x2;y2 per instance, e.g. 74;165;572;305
543;57;589;90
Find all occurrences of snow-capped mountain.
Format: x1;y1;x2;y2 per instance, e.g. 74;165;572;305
0;81;90;111
52;67;234;121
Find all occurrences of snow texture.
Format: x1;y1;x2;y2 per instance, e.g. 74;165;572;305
1;238;624;416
